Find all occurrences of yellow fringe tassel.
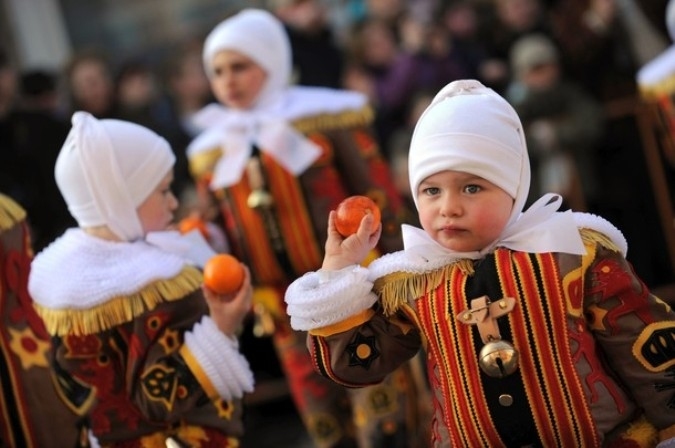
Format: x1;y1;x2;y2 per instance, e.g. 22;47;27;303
188;147;222;179
0;193;26;232
292;106;374;134
579;227;622;254
638;73;675;100
615;415;658;447
375;259;474;316
35;266;203;336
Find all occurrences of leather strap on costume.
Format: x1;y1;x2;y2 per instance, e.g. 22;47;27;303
246;147;295;278
456;296;515;343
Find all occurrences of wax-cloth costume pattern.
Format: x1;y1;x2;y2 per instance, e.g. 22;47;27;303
29;112;253;447
295;224;675;446
284;80;675;447
0;193;84;448
188;9;424;447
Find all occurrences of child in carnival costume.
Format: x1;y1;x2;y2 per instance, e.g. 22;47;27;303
0;193;83;447
285;79;675;447
186;8;426;448
28;111;254;447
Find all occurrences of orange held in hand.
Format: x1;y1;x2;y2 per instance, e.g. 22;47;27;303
334;195;381;237
203;254;244;295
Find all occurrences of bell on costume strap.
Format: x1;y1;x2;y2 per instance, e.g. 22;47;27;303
457;295;520;378
478;338;519;378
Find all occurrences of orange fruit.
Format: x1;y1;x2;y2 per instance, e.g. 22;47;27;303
178;215;209;239
334;195;381;237
203;254;244;295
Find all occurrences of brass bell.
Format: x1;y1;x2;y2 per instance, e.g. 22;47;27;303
247;189;274;209
478;339;519;378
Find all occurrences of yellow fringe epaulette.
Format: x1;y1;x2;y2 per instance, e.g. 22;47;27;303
613;415;658;447
292;105;374;134
0;193;26;232
34;266;203;337
579;227;621;254
375;259;475;316
188;147;222;180
638;73;675;100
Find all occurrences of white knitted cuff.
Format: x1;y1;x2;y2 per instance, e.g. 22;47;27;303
285;265;377;331
657;437;675;448
184;316;254;400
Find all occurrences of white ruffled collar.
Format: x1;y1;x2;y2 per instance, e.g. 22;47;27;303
187;86;368;189
402;194;587;262
28;229;189;309
368;205;627;280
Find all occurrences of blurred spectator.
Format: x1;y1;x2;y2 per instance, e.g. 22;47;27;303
62;49;117;118
439;0;495;86
0;49;21;199
11;70;74;251
271;0;346;88
506;33;604;211
477;0;553;93
114;58;165;132
343;16;414;156
343;14;472;158
387;88;433;219
0;51;74;251
549;0;670;102
550;0;674;288
19;70;62;116
158;40;215;212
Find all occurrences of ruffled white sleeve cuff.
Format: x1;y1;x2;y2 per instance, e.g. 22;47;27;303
285;265;377;331
183;316;254;400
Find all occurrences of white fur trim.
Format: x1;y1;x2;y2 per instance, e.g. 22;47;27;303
284;265;377;331
28;229;186;309
367;250;455;281
573;212;628;256
183;317;254;400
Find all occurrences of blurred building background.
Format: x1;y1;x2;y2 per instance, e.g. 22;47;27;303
1;0;260;72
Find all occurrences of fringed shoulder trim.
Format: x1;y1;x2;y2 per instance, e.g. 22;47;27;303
188;147;222;180
35;266;203;336
574;212;627;256
0;194;26;231
579;227;622;254
638;72;675;100
375;259;474;316
292;105;374;134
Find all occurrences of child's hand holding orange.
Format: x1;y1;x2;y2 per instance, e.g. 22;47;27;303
334;195;381;237
323;195;382;271
202;254;251;336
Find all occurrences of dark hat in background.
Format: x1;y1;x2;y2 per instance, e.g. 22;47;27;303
20;70;57;98
510;34;559;78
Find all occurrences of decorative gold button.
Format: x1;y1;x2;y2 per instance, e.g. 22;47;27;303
499;300;507;309
356;343;372;359
499;394;513;406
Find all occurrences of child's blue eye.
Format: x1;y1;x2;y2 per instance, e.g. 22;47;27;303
423;187;440;196
464;185;480;194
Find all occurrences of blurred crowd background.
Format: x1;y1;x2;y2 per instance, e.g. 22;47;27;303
1;0;674;444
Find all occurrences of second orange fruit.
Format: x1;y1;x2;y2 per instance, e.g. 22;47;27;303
203;254;244;295
334;195;381;237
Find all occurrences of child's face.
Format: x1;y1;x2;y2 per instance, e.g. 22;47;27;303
209;49;267;110
416;170;514;252
137;171;178;234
